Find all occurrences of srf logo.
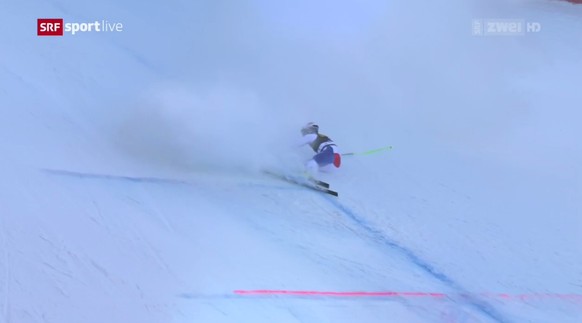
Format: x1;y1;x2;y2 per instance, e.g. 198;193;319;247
37;18;64;36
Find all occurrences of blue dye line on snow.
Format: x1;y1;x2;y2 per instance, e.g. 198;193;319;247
41;168;190;185
323;196;509;323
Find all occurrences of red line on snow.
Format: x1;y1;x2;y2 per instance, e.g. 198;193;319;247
234;290;445;298
233;290;582;302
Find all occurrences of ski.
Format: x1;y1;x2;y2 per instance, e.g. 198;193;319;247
306;182;338;197
310;178;330;189
263;171;338;197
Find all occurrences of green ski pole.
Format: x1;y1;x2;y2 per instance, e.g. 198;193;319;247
342;145;392;157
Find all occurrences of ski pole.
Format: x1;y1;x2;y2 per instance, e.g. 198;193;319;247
342;145;392;157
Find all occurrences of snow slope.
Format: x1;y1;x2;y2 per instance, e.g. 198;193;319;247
1;0;581;322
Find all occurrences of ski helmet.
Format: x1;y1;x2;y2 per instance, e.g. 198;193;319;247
301;122;319;135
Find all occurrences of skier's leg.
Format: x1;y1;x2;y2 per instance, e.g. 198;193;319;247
315;146;339;173
305;159;319;177
319;164;335;173
306;148;331;176
313;146;334;166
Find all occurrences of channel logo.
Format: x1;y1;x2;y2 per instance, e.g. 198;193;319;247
37;18;63;36
472;19;541;36
37;18;123;36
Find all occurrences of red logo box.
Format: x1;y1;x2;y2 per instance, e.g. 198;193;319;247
37;18;64;36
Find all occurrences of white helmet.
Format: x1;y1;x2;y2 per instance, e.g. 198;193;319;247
301;122;319;135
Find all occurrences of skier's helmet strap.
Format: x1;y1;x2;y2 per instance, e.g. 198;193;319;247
301;122;319;135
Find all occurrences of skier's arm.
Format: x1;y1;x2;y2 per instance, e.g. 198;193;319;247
297;134;317;147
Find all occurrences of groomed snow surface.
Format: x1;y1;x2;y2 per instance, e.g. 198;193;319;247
1;0;581;322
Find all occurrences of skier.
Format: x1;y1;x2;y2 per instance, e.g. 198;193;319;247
299;122;341;176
